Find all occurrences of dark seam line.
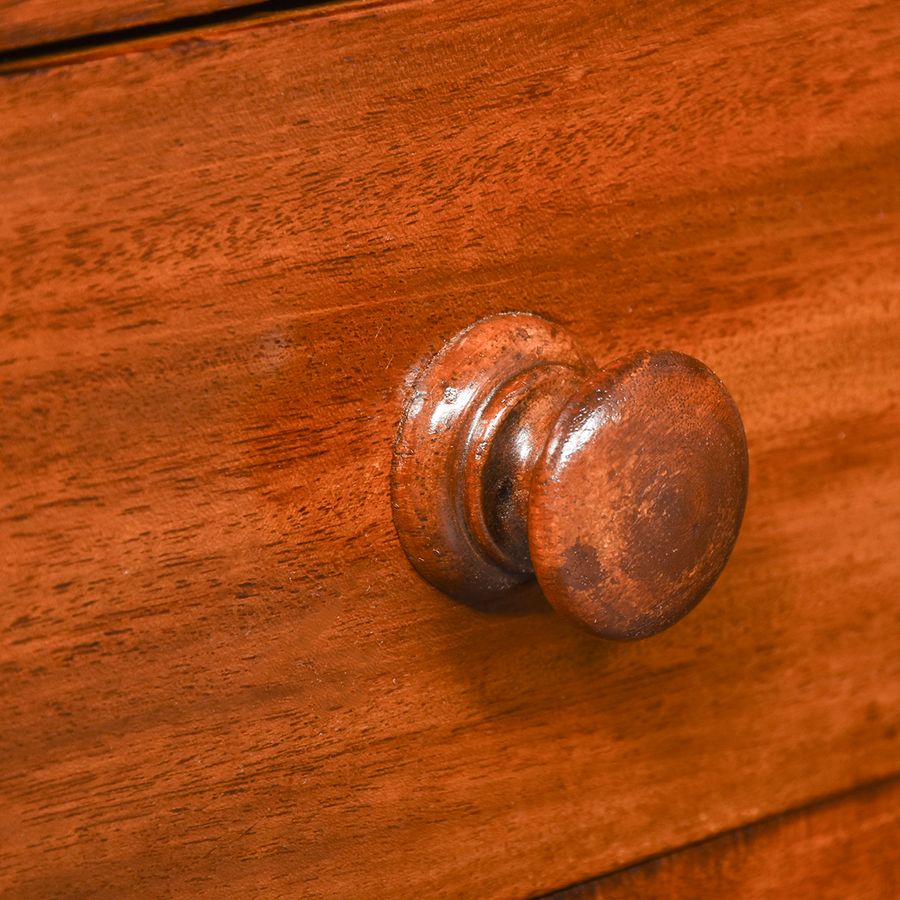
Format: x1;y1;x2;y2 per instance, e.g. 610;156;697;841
534;771;900;898
0;0;345;69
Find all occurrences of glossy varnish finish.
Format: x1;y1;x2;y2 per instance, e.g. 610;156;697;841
549;776;900;899
1;0;899;896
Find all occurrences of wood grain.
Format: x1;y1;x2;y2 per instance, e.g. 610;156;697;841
548;776;900;899
0;0;253;53
1;0;899;896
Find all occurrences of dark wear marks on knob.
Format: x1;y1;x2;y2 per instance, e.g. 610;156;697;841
391;312;748;641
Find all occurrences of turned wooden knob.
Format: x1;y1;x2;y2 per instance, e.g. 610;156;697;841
392;313;748;640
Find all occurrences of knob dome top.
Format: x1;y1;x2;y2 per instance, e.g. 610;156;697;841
529;350;748;640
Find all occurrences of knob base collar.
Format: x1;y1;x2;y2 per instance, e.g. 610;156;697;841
391;313;592;601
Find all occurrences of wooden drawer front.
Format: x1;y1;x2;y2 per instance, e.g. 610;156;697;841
1;0;899;897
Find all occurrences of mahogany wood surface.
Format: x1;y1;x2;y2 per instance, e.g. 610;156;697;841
548;775;900;899
1;0;899;896
0;0;252;53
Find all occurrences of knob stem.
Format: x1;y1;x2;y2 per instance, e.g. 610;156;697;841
463;364;585;576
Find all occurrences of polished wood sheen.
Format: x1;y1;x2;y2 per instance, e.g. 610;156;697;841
1;0;899;896
392;313;748;639
549;776;900;899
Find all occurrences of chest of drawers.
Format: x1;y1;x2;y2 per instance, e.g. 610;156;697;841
1;1;899;896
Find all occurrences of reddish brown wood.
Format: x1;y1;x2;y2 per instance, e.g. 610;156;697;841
547;776;900;899
392;313;748;640
0;0;899;896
